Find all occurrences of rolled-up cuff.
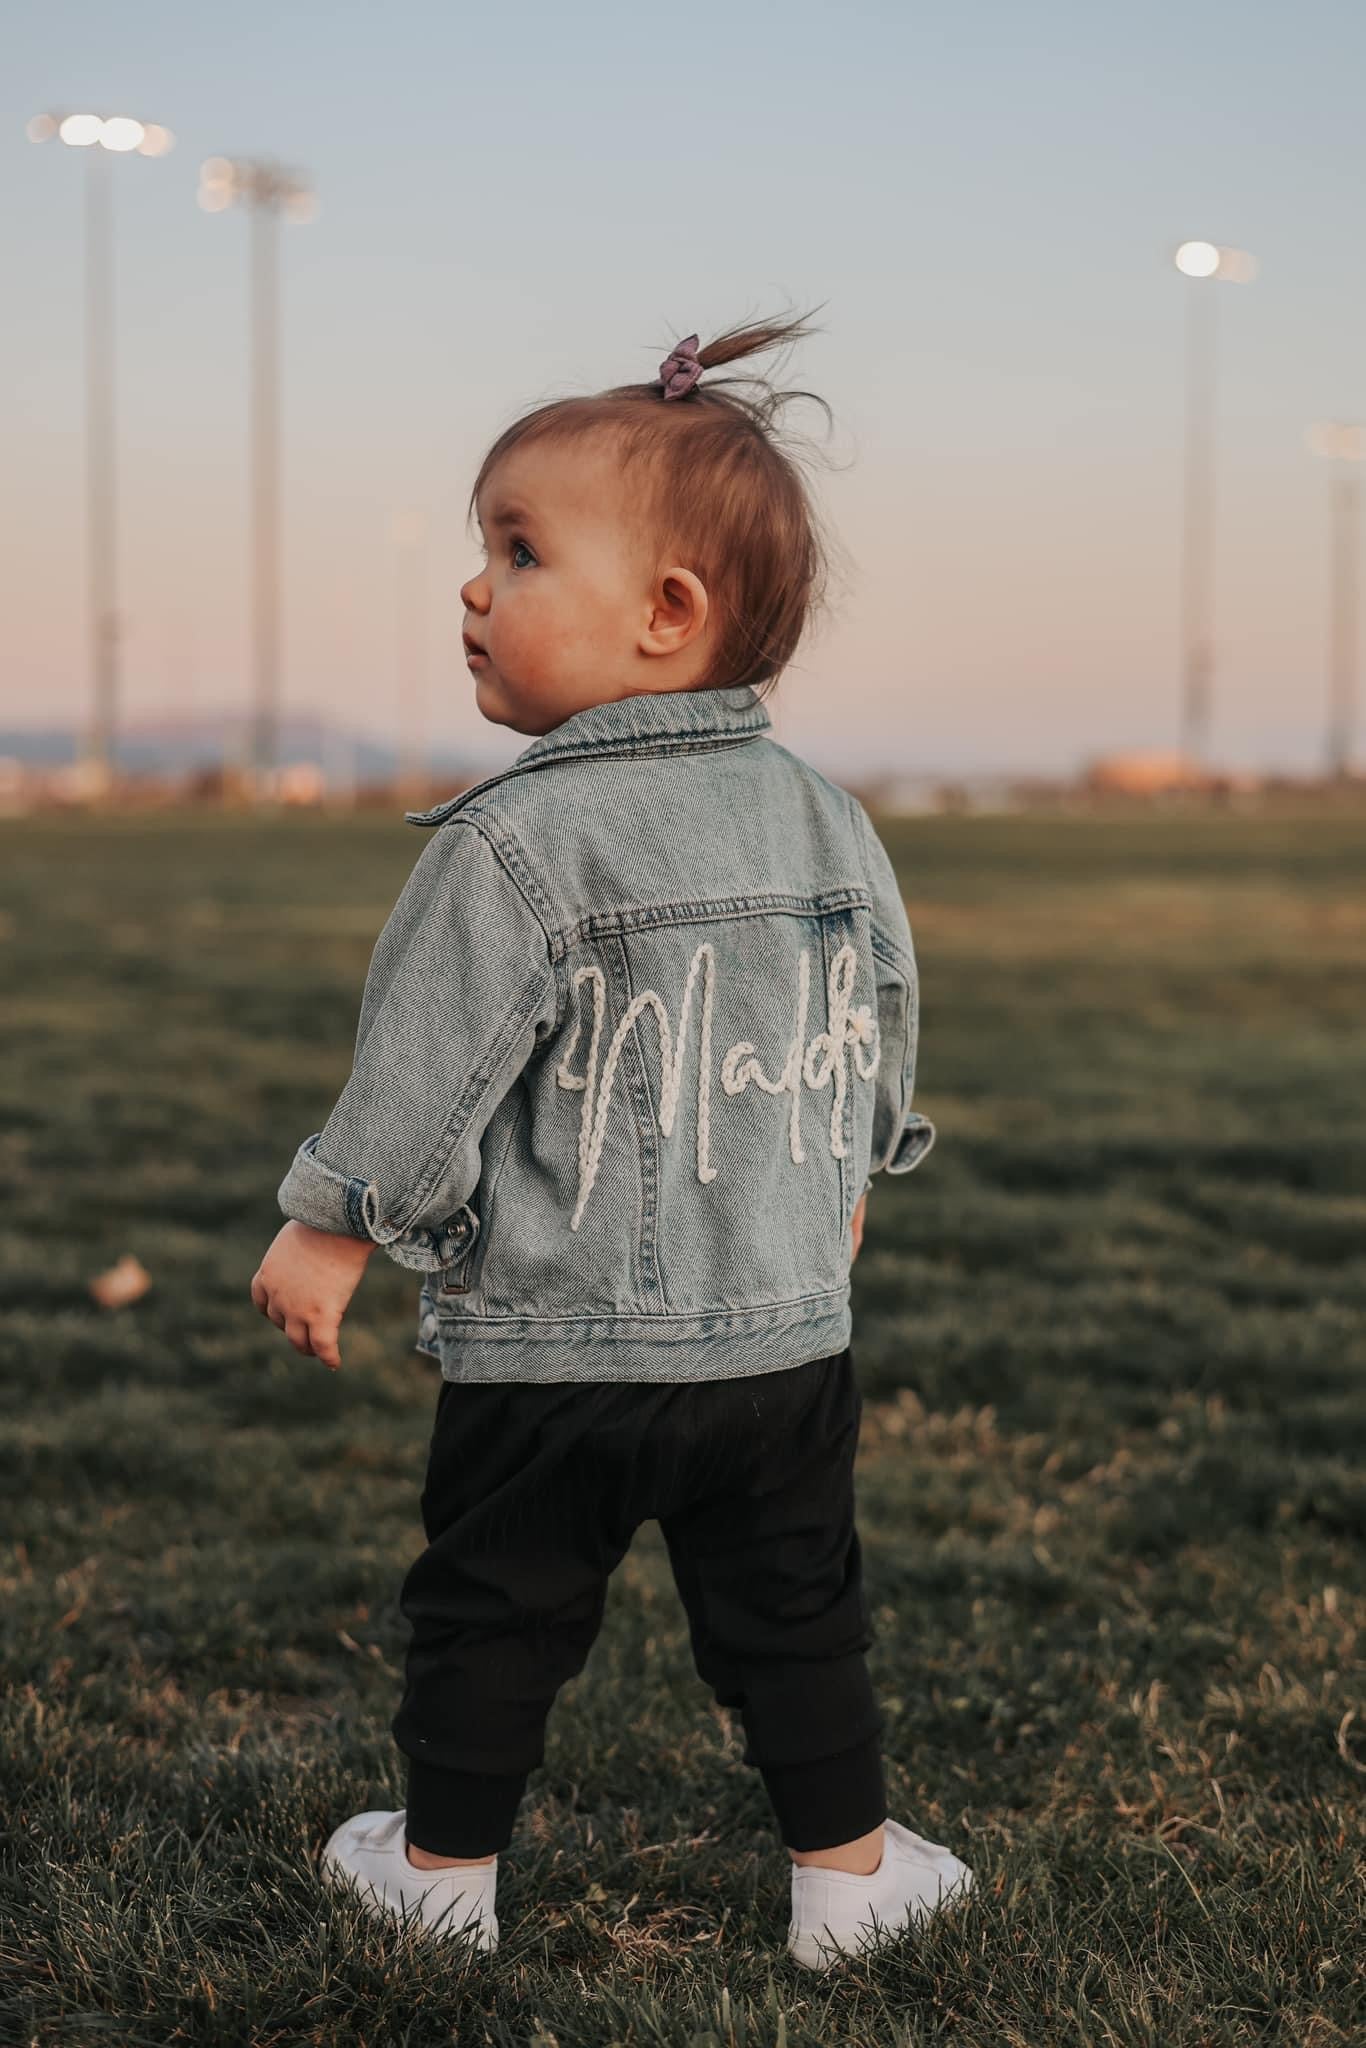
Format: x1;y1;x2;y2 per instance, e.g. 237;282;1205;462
276;1132;480;1275
884;1110;936;1175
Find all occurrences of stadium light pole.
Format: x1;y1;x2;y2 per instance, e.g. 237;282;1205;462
1307;422;1366;781
27;111;174;792
199;157;316;800
393;509;429;806
1172;240;1257;776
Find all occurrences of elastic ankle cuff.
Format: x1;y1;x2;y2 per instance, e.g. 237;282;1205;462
761;1732;887;1852
403;1759;527;1857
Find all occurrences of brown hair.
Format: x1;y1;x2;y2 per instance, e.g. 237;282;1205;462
465;305;840;701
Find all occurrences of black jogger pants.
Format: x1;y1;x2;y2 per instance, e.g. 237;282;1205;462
390;1345;885;1857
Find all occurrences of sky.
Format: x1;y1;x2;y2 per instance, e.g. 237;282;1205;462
5;0;1366;781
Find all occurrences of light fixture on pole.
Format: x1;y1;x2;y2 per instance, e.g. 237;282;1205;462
27;111;175;793
392;509;429;807
1307;422;1366;781
198;156;316;800
1171;240;1257;777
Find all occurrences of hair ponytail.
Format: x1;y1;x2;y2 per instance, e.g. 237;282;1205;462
468;301;841;699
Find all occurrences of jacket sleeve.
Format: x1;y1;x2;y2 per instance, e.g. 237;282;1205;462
850;796;936;1197
276;817;559;1273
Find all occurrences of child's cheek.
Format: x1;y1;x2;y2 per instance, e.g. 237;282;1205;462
507;625;565;693
507;589;583;688
551;582;623;671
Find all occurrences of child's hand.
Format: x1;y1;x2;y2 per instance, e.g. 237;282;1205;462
250;1220;377;1370
851;1191;868;1263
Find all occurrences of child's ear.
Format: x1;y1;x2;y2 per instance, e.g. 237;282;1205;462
639;566;709;659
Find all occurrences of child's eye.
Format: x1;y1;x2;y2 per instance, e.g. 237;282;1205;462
511;538;537;569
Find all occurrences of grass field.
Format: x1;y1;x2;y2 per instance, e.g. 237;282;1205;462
3;807;1364;2046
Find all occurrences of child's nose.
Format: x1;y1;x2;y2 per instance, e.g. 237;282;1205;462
461;569;490;611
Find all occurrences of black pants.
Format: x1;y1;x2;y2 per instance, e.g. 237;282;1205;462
391;1345;885;1857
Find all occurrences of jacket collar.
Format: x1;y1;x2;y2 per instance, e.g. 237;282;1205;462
407;683;771;828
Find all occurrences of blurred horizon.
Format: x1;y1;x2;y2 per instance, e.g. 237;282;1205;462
6;0;1366;783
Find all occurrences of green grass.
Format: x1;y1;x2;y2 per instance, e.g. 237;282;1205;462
2;807;1364;2046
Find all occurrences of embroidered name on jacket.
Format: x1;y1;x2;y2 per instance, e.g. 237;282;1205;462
555;941;880;1229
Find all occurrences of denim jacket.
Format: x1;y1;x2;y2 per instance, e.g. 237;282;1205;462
276;682;935;1383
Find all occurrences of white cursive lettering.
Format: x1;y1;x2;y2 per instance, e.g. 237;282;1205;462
556;940;879;1229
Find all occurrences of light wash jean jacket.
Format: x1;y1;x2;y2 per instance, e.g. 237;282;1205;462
276;683;935;1383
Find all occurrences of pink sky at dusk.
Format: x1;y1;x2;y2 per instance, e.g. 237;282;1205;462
5;0;1365;781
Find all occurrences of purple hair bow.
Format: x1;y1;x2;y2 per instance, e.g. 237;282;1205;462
658;333;703;400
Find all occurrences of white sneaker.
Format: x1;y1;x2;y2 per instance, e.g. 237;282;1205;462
787;1818;972;1970
319;1808;499;1952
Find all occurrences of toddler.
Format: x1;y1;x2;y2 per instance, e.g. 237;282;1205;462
249;310;972;1970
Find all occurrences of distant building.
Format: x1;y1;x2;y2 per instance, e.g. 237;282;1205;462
1083;749;1202;795
853;772;944;814
277;762;327;805
47;759;114;804
855;772;1026;814
0;756;28;817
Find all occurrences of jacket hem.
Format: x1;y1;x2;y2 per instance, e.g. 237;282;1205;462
415;1292;853;1384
